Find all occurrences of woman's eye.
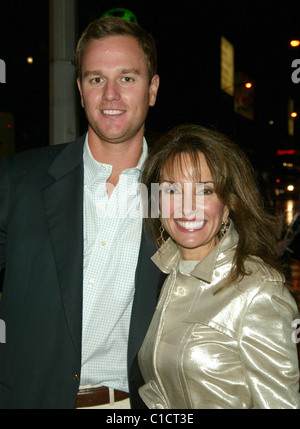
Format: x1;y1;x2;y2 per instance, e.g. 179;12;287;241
165;188;175;194
196;188;212;196
167;187;181;194
196;183;214;195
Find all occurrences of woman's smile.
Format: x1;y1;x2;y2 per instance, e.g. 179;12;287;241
174;219;206;232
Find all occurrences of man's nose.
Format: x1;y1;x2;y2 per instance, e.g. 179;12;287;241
102;80;121;101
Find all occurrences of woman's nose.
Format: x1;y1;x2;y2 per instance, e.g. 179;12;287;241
181;185;204;219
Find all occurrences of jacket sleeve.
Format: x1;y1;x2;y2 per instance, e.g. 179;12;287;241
0;157;9;272
239;282;300;409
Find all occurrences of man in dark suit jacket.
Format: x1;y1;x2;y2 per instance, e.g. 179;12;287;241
0;17;161;409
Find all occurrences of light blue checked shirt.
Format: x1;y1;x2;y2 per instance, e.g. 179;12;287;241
80;134;148;392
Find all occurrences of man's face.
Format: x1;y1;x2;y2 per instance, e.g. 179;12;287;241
77;35;159;147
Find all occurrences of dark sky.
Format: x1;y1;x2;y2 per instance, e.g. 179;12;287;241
0;0;299;159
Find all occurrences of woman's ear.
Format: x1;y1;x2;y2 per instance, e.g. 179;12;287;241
223;205;230;222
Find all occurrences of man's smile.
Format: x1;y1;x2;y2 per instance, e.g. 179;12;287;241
101;109;126;116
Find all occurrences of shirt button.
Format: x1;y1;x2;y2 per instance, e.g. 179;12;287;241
101;241;106;247
102;166;107;172
72;373;80;382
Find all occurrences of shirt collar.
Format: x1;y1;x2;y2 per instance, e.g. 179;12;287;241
83;133;148;186
151;220;239;283
136;137;148;170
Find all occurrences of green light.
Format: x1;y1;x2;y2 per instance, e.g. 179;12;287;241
101;8;138;23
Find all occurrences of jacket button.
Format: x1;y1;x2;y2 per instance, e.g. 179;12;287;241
72;373;80;382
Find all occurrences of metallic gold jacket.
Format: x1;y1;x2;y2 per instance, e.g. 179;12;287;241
138;223;300;408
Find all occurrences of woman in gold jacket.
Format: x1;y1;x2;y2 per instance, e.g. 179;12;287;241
138;124;300;409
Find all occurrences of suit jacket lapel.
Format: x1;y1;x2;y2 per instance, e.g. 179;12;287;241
41;136;85;359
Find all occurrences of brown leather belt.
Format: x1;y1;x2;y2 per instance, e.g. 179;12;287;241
76;386;129;408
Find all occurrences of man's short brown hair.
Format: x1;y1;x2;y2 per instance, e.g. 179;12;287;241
76;16;157;82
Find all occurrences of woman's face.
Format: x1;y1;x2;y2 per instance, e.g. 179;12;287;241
160;152;229;260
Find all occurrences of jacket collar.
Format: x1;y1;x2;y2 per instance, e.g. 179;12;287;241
151;220;239;283
47;134;86;180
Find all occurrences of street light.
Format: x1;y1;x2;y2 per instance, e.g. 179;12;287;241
290;40;300;47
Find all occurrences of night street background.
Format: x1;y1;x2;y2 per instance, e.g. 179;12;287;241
0;1;299;162
0;1;300;301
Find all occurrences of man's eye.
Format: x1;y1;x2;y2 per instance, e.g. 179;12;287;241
121;77;134;83
90;77;102;84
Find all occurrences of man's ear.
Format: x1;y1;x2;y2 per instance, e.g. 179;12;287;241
149;74;160;107
77;78;84;108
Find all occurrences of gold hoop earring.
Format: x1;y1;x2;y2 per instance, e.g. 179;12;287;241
157;224;166;248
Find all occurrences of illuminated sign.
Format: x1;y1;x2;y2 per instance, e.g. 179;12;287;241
277;149;296;156
220;36;235;96
101;8;138;23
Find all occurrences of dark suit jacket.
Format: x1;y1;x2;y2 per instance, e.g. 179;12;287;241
0;135;164;409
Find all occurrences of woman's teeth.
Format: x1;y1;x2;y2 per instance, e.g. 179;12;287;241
176;220;205;230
